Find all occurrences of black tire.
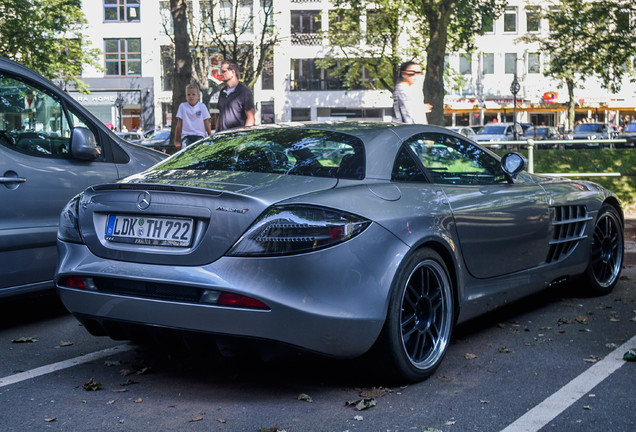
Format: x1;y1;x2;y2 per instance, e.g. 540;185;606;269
582;204;623;296
376;248;454;383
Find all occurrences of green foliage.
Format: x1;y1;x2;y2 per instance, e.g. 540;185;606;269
0;0;100;90
495;148;636;207
521;0;636;94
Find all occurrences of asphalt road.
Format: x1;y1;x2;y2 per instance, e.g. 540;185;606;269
1;225;635;432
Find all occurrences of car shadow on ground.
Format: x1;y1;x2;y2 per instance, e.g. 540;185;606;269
0;292;68;329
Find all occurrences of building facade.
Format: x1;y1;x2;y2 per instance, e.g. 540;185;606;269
72;0;635;132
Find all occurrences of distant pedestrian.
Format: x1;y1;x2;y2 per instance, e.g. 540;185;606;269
392;61;432;124
216;60;255;132
174;84;212;150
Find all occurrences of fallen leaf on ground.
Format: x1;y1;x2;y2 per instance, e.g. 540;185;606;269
12;337;37;343
498;347;512;354
359;387;391;398
297;393;313;402
59;341;73;347
353;415;363;421
217;419;226;423
44;418;56;423
575;316;589;324
557;318;572;325
465;353;477;359
346;398;376;411
133;398;143;403
83;378;101;391
189;416;203;422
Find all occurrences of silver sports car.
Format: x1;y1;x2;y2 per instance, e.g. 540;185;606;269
55;122;624;382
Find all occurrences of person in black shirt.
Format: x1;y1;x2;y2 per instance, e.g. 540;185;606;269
216;60;255;132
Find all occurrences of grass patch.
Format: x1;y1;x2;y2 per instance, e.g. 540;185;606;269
494;148;636;208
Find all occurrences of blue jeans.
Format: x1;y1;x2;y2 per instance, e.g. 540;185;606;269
182;135;204;148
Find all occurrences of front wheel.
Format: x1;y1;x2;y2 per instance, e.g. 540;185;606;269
582;204;624;296
375;248;454;383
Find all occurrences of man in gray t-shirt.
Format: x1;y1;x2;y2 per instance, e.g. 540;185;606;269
216;60;255;132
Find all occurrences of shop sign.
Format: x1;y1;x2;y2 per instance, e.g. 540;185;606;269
542;91;558;103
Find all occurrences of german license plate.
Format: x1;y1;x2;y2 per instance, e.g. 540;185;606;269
105;215;194;247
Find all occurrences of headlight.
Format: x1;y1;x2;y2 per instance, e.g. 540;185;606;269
227;205;371;257
58;194;84;244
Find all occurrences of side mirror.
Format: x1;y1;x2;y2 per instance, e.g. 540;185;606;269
501;152;527;181
70;127;101;160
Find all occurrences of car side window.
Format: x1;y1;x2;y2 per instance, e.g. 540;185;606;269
404;132;508;185
0;72;96;158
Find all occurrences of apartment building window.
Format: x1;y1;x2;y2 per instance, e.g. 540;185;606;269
504;7;517;33
459;54;472;75
526;7;541;33
220;0;254;34
261;48;274;90
481;15;494;33
366;8;396;45
290;58;322;90
160;45;173;91
291;10;322;45
482;53;494;74
291;108;311;121
105;38;142;76
104;0;140;22
328;8;360;45
505;53;517;74
528;53;540;74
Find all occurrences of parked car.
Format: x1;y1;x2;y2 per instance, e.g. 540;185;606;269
520;126;560;149
0;56;167;299
56;122;623;382
567;122;616;148
474;122;524;148
140;128;175;153
447;126;477;140
616;122;636;148
116;131;144;145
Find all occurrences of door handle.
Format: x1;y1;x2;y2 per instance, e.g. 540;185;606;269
1;171;26;189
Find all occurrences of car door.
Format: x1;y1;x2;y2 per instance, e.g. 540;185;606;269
403;132;551;279
0;70;118;295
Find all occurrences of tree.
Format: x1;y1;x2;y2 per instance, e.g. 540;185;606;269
520;0;636;130
326;0;505;125
0;0;100;90
163;1;279;107
168;0;192;145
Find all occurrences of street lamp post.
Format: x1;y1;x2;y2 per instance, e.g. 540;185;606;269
510;74;520;140
115;92;124;132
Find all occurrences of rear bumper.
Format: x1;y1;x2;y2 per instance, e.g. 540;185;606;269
56;224;408;358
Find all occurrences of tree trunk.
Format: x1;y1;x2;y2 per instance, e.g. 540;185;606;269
170;0;192;144
566;78;575;132
423;2;454;126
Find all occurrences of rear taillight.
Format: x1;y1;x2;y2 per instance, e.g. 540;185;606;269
227;205;370;257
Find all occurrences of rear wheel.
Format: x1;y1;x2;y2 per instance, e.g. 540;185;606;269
582;204;623;296
376;248;454;383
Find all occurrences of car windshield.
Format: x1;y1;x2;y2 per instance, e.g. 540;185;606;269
151;130;170;140
153;128;365;180
524;128;549;136
478;125;506;134
575;124;603;132
625;123;636;132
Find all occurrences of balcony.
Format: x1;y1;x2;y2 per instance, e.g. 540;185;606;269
291;33;322;46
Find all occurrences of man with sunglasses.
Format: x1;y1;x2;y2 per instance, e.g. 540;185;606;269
216;60;255;132
392;61;432;124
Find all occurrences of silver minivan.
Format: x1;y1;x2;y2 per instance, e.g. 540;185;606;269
0;57;166;298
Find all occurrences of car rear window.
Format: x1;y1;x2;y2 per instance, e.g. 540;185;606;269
153;128;365;180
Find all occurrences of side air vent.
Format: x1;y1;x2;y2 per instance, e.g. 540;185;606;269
546;205;591;263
